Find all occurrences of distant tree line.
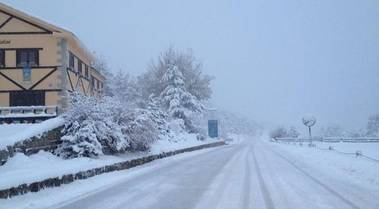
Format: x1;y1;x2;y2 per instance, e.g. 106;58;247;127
269;113;379;139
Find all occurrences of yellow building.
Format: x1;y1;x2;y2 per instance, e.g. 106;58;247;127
0;3;105;122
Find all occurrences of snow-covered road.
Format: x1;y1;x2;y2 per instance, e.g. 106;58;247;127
3;137;379;209
46;138;378;209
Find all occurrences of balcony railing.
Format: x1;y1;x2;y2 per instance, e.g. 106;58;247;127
0;106;58;123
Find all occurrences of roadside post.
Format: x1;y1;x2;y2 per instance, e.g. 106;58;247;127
302;115;316;146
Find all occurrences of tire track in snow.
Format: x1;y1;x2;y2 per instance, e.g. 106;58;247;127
258;148;292;209
193;145;250;209
242;147;253;209
268;148;362;209
252;147;276;209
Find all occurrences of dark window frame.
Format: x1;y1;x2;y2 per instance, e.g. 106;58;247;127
91;76;95;89
78;60;83;75
9;90;45;106
0;49;5;68
16;49;39;67
85;65;89;78
69;52;75;69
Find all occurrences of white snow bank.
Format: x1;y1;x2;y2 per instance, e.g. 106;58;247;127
225;133;249;144
151;133;218;153
312;141;379;159
0;117;64;149
0;134;221;190
267;139;379;189
0;151;130;189
0;147;218;209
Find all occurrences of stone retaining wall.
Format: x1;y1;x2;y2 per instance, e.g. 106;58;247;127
0;127;63;165
0;141;225;199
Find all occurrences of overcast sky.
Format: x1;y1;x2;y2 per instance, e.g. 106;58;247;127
3;0;378;132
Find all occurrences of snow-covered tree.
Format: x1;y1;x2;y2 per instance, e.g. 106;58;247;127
54;93;103;158
55;92;103;158
159;63;203;119
288;127;300;138
108;71;142;108
319;125;345;137
55;91;170;159
139;48;211;133
146;96;171;137
367;114;379;136
139;47;212;105
91;52;113;96
119;108;159;151
270;127;288;139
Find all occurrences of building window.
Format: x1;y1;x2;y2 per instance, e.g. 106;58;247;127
91;77;95;89
97;80;100;89
69;52;75;69
85;65;89;78
16;49;39;67
78;60;82;75
0;49;4;68
10;90;45;106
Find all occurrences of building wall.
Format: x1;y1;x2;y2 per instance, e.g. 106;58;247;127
0;6;105;113
0;33;61;107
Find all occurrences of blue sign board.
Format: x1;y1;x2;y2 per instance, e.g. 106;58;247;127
208;120;219;138
23;66;31;81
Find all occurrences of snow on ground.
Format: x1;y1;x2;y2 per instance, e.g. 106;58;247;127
0;133;219;190
0;145;222;209
0;117;64;149
3;134;379;209
313;141;379;159
267;139;379;189
150;133;218;153
0;144;227;209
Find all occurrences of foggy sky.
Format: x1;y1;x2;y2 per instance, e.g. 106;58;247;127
3;0;378;133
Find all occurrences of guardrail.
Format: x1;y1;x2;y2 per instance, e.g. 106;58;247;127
272;139;379;163
274;137;379;143
0;106;58;123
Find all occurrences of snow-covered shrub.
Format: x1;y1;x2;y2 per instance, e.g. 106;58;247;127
55;120;103;159
269;127;288;139
287;127;300;138
146;96;171;138
119;109;159;151
269;126;301;139
55;93;128;158
55;92;169;158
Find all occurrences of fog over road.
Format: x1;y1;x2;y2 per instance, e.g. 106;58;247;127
52;138;379;209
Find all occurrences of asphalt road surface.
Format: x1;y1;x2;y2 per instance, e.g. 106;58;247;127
51;139;379;209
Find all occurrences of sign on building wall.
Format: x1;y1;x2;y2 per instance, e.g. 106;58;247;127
208;120;219;138
23;66;31;81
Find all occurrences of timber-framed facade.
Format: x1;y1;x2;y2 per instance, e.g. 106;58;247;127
0;3;105;121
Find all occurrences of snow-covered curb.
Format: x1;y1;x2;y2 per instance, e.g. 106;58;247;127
0;141;225;199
